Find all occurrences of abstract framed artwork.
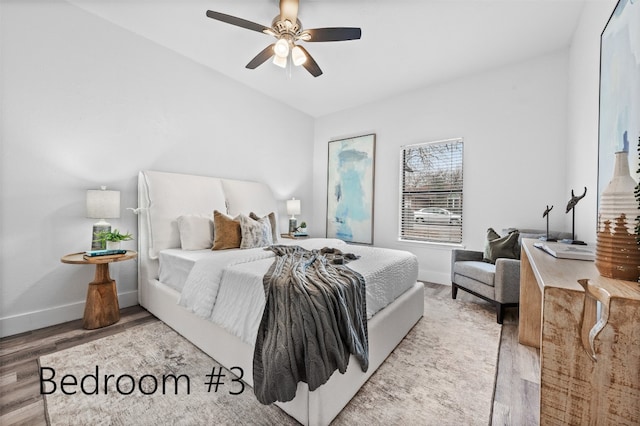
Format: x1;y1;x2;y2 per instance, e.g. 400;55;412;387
597;0;640;280
326;134;376;245
598;0;639;210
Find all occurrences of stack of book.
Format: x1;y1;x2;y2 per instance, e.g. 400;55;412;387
533;242;595;261
83;249;127;260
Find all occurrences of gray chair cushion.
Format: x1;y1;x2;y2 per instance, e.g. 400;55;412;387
453;260;495;286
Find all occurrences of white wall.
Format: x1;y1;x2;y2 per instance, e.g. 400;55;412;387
313;52;570;284
567;0;618;242
0;0;314;337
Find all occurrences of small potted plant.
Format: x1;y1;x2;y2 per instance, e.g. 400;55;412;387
297;221;308;235
93;229;134;250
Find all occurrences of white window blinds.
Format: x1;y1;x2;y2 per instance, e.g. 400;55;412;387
399;138;463;243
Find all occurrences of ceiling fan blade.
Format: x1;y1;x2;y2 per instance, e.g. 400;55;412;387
246;44;275;69
304;27;362;42
279;0;299;23
206;10;270;34
296;46;323;77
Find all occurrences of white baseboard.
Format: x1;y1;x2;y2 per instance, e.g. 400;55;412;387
418;269;451;286
0;290;138;338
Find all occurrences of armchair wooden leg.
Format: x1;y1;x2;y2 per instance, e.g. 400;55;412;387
452;283;458;299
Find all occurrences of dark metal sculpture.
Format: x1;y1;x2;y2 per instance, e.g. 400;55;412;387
541;205;555;241
565;187;587;245
566;187;587;213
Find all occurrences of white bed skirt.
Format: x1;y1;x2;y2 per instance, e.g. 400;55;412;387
139;278;424;426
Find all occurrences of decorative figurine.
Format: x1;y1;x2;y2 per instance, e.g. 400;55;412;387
540;205;556;241
564;187;587;245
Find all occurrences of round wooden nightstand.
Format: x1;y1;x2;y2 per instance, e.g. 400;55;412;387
60;250;137;330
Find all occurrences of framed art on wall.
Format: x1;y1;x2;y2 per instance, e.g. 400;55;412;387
326;134;376;245
598;0;639;205
596;0;640;280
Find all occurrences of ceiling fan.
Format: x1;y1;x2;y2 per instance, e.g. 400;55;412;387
205;0;361;77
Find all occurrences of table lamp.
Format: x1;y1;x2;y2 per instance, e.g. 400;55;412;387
87;186;120;249
286;197;301;235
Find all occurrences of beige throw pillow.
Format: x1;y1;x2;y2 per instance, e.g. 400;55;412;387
212;210;242;250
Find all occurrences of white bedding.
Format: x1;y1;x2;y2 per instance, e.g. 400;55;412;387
158;249;214;292
165;238;418;345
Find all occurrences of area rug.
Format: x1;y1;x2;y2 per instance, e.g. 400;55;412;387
41;284;501;425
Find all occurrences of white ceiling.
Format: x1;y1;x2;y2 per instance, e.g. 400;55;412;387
67;0;587;117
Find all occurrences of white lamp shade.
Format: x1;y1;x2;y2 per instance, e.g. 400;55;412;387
274;38;290;58
273;54;287;68
86;188;120;219
286;198;301;216
292;45;306;66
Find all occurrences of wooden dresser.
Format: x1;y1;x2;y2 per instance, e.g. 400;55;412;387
518;238;640;425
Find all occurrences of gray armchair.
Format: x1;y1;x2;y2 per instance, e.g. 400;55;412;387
451;228;573;324
451;249;520;324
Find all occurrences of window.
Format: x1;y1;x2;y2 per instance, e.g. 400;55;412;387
399;138;463;243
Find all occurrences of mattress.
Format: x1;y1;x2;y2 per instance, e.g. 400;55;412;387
159;238;419;345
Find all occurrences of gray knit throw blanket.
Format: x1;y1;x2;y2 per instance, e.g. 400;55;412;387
253;245;369;405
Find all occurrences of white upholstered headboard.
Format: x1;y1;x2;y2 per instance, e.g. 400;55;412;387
137;170;279;304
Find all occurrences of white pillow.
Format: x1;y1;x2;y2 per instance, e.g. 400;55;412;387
239;214;273;249
176;214;214;250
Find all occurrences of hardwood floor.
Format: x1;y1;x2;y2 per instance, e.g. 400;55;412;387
0;283;539;425
492;306;541;425
0;307;159;425
427;282;541;425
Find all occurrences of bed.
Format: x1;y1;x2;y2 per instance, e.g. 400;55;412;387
136;170;425;425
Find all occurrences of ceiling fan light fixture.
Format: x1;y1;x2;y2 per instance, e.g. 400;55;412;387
263;28;277;37
291;45;306;66
274;38;290;58
205;1;361;78
273;54;287;68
